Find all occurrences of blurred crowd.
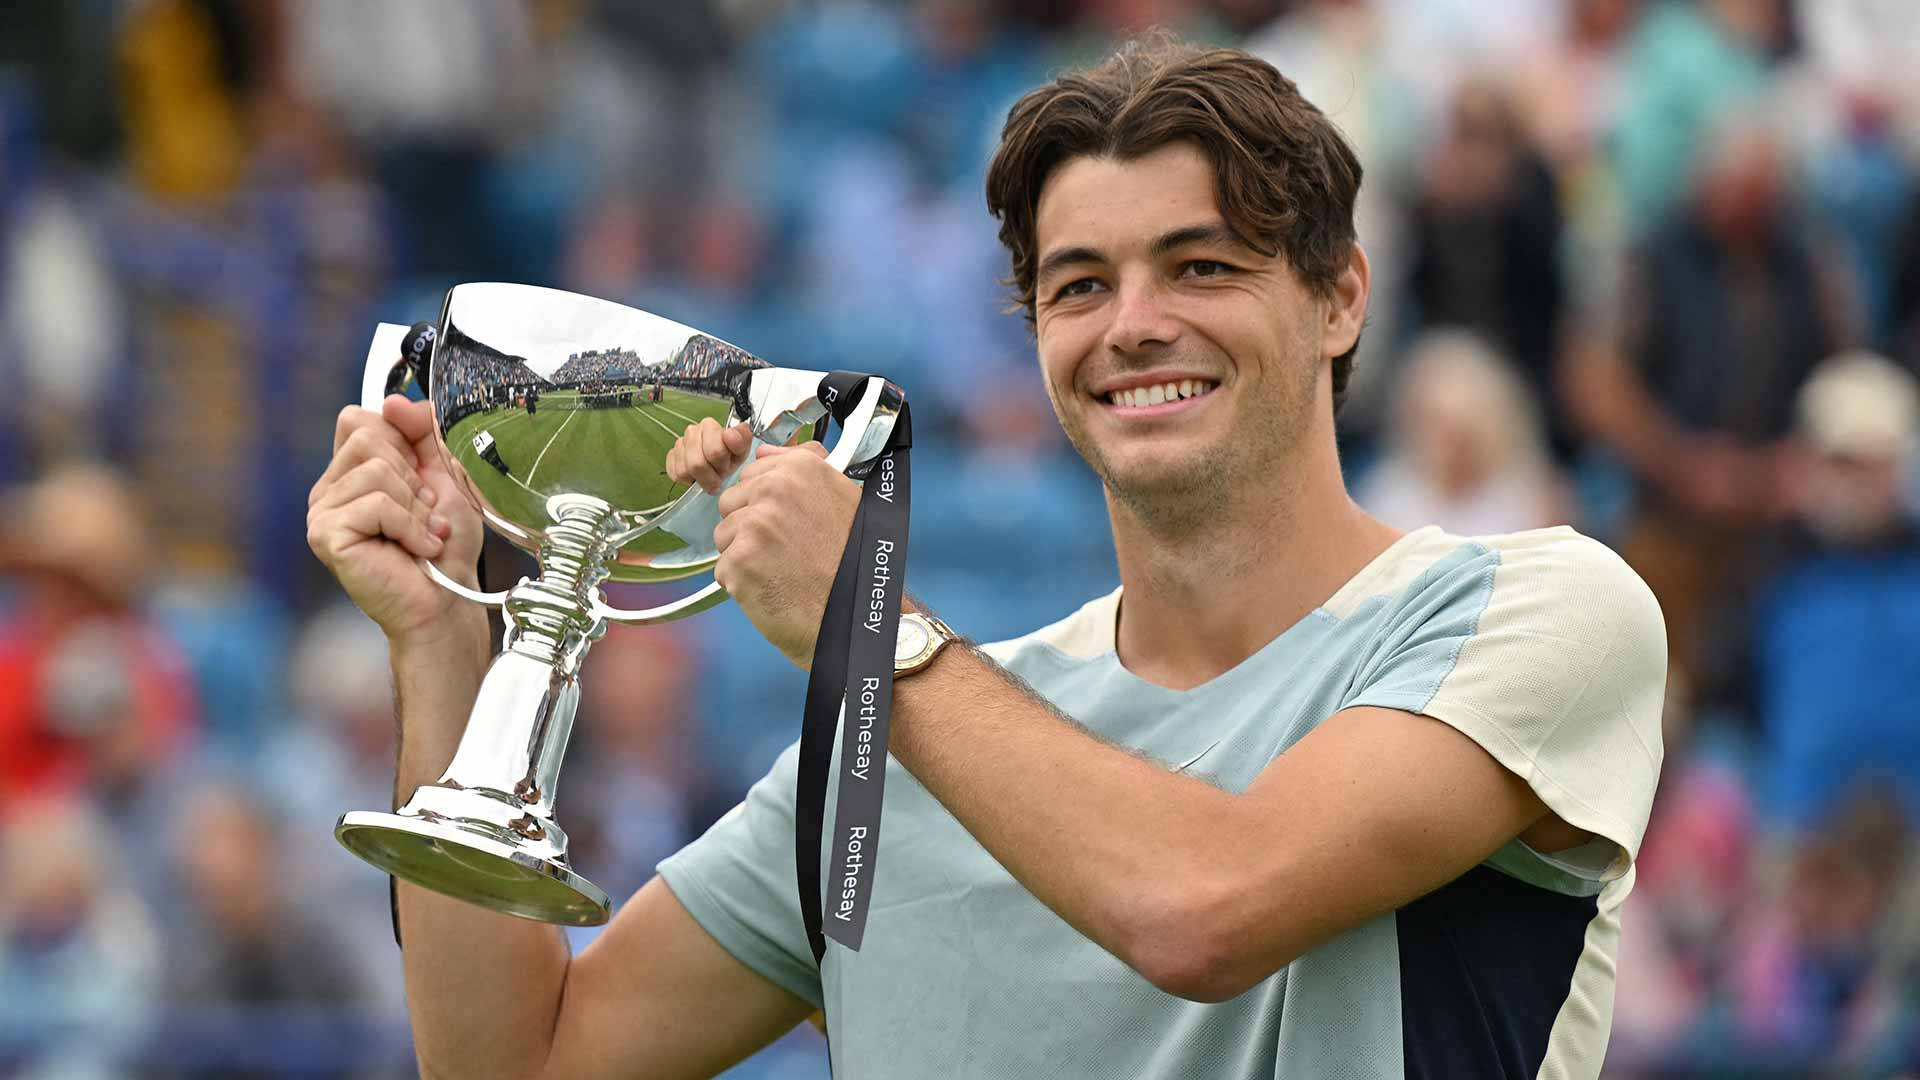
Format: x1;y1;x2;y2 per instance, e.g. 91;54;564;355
3;0;1919;1076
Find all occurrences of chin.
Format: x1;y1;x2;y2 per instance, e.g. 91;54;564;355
1097;451;1215;502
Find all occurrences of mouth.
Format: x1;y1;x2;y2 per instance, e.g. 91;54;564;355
1098;377;1220;414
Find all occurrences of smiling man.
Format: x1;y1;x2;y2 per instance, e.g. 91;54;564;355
656;40;1665;1079
308;36;1665;1080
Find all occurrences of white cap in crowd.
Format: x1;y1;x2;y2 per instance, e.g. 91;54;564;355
1796;351;1919;461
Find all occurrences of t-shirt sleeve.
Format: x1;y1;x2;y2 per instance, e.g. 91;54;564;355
656;740;822;1008
1342;529;1668;870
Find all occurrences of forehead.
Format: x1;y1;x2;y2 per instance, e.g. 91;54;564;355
1034;143;1222;254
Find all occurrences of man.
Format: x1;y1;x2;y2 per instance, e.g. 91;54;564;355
307;40;1665;1079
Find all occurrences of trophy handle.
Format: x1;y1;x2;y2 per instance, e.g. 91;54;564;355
362;322;510;609
591;373;899;627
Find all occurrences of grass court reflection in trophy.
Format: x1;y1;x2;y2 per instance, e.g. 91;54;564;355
333;282;902;927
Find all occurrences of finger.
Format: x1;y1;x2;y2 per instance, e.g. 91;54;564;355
716;475;752;518
362;490;444;559
736;447;828;484
312;458;429;523
334;403;421;467
665;441;684;484
714;511;740;554
382;395;439;458
313;426;424;507
721;421;753;456
754;440;829;460
688;418;732;493
311;490;442;563
699;417;735;471
322;428;421;504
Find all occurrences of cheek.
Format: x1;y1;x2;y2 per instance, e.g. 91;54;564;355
1033;329;1080;398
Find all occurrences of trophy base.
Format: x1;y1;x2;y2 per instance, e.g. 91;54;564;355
337;799;611;927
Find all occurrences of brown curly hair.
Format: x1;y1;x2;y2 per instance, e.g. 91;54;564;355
984;35;1365;408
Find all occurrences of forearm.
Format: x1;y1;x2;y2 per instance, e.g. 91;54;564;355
887;643;1240;982
389;615;573;1080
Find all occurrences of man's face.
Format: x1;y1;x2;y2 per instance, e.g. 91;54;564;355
1030;142;1354;521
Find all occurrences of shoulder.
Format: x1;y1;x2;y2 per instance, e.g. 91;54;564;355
1374;527;1669;859
1467;527;1666;655
1350;525;1660;638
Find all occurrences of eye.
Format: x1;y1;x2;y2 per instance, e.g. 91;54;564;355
1054;277;1105;300
1182;260;1229;279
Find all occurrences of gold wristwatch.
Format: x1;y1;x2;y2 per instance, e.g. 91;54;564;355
894;612;958;679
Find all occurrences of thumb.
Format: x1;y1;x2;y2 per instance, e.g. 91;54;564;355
381;395;440;461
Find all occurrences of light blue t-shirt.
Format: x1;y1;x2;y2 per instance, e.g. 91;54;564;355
658;526;1666;1078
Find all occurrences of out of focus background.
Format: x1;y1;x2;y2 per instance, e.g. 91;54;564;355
2;0;1918;1076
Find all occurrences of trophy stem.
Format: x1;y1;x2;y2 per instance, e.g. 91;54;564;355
335;495;624;926
504;494;618;674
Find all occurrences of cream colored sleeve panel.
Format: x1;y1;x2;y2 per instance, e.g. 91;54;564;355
1422;531;1668;862
1536;870;1632;1080
980;588;1122;666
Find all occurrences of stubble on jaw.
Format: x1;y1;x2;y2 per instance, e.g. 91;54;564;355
1053;345;1323;543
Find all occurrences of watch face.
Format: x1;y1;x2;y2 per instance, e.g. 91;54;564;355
896;617;931;663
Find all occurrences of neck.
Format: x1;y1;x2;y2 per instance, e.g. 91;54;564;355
1107;428;1401;690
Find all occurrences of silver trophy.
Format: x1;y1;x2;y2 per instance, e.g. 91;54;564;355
335;282;903;926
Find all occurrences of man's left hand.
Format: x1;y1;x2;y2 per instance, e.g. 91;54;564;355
713;441;861;667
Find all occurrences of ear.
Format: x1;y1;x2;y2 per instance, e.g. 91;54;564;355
1322;241;1370;360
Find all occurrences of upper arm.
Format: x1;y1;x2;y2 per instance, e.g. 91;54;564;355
1166;534;1666;1001
538;875;814;1080
540;739;824;1077
1152;705;1549;1001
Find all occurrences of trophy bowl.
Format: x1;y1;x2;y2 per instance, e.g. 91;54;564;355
335;282;902;925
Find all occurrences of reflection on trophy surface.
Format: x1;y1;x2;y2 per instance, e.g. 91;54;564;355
335;282;902;926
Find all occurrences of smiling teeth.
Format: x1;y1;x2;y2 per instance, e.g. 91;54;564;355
1109;380;1216;407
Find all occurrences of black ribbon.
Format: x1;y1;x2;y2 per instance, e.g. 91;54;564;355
389;322;440;952
796;372;911;967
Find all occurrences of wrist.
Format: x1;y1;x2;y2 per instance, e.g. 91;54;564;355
390;604;492;668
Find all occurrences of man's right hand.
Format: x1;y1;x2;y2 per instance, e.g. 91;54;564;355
308;395;486;644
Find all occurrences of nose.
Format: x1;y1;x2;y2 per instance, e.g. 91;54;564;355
1102;274;1181;357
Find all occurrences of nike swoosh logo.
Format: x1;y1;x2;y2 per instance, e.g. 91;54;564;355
1174;739;1221;773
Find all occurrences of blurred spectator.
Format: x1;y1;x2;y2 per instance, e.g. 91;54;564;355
0;799;162;1076
1728;790;1912;1062
117;0;253;205
161;785;366;1026
1512;0;1642;324
0;186;123;469
1568;117;1853;696
1405;77;1569;458
0;465;197;811
1750;353;1920;832
1614;753;1756;1060
259;601;411;1013
1803;94;1913;352
1514;0;1641;178
1356;329;1568;535
1610;0;1781;234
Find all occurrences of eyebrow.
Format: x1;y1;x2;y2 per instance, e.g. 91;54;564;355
1034;222;1249;286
